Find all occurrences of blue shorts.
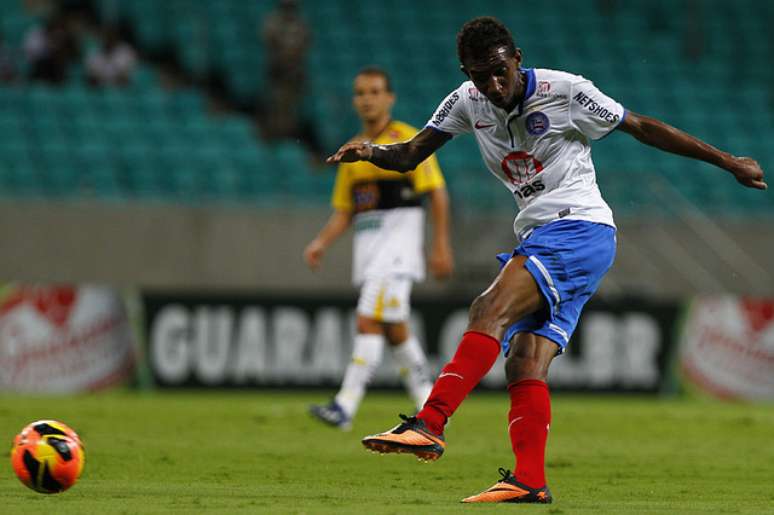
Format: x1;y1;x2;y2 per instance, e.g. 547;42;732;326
498;220;617;355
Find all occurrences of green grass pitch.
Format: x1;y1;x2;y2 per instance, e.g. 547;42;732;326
1;390;773;514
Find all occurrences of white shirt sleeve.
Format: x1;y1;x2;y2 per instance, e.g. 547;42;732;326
425;85;471;136
569;79;625;140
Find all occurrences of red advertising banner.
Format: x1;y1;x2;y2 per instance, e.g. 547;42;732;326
680;297;774;400
0;285;137;392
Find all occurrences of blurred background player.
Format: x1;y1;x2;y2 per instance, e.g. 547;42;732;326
305;67;454;430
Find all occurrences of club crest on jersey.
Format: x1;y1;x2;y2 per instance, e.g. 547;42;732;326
526;112;550;136
536;81;551;97
353;183;379;212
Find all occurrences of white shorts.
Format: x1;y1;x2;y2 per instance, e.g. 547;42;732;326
356;277;413;323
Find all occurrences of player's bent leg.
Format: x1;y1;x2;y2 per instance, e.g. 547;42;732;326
415;256;545;433
467;255;546;338
363;257;545;459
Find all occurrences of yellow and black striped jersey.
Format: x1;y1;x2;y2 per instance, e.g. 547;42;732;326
331;120;445;213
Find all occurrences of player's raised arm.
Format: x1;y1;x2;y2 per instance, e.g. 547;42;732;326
616;111;767;190
326;126;452;172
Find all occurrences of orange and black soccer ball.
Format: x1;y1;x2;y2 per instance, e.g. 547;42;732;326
10;420;85;494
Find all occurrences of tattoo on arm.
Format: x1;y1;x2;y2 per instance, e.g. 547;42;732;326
369;143;417;172
368;128;451;172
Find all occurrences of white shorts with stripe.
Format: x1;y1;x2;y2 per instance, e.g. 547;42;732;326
356;277;413;323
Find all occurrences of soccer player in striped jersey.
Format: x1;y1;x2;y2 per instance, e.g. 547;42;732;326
327;17;766;503
305;67;454;431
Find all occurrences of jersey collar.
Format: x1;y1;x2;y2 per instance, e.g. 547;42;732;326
522;68;536;100
513;67;536;116
366;118;394;143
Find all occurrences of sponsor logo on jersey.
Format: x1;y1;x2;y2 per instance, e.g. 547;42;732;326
431;92;460;125
513;179;546;200
467;87;484;101
353;183;380;212
354;216;382;232
573;91;620;124
501;151;544;186
536;81;551;97
525;112;550;136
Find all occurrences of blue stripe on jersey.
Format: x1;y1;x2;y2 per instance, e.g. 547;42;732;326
522;67;536;101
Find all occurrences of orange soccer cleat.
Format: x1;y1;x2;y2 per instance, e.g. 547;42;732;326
461;468;552;504
361;414;445;462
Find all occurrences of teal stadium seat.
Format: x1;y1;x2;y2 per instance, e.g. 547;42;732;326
0;0;770;212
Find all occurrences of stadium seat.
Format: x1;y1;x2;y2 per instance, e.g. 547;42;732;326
0;0;770;212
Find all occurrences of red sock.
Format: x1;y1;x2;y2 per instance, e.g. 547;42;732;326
417;331;501;435
508;379;551;488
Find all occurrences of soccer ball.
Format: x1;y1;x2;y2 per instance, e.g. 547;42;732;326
10;420;85;494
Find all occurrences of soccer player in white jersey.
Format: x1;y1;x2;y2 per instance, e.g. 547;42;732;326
327;17;766;503
305;67;454;431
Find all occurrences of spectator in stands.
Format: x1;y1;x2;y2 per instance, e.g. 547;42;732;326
85;26;137;87
24;13;79;84
259;0;311;140
259;0;325;163
0;30;18;83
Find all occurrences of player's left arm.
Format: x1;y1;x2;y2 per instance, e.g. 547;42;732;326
617;112;767;190
427;186;454;279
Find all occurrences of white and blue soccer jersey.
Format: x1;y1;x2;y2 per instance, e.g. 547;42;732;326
426;68;626;240
427;68;625;351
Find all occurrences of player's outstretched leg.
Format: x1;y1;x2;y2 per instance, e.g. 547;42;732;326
461;468;552;504
362;256;543;461
361;330;498;461
361;413;445;462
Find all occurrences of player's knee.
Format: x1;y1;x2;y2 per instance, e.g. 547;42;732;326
504;352;548;383
469;289;509;333
356;316;383;335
